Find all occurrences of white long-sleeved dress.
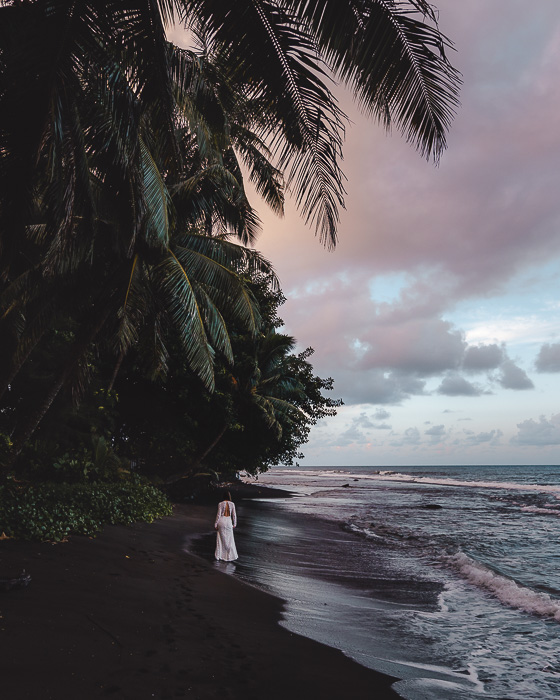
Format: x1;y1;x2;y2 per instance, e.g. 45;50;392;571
214;500;238;561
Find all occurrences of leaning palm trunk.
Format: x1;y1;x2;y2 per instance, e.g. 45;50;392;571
190;422;229;470
1;306;112;472
107;348;126;393
164;422;229;484
0;330;46;404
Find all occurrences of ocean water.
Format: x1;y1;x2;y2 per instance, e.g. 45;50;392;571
225;465;560;700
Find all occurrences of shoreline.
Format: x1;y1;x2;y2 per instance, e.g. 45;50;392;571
2;501;400;699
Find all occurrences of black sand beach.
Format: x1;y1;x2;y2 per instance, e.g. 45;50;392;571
1;501;400;699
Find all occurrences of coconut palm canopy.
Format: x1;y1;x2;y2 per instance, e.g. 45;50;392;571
0;0;460;263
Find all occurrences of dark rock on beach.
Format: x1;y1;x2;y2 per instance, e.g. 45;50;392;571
0;569;31;591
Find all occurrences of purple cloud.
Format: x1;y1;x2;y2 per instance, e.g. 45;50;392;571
257;2;560;307
337;410;394;446
437;374;484;396
465;429;503;446
535;343;560;372
246;2;556;423
512;414;560;445
425;425;447;442
357;318;465;375
497;360;534;390
335;370;426;406
463;344;504;372
391;427;421;447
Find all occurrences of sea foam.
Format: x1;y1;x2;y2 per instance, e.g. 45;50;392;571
367;472;560;497
445;550;560;622
271;468;560;499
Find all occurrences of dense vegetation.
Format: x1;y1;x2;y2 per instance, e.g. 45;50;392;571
0;1;458;537
1;276;341;482
0;480;173;541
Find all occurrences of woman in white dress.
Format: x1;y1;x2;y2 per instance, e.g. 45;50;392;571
214;491;238;561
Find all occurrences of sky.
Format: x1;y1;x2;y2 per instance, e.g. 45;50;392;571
174;2;560;467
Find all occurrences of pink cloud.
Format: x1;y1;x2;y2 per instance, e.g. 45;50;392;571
244;3;560;410
254;2;560;299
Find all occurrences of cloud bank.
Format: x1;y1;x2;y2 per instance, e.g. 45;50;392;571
536;343;560;372
248;1;560;463
512;414;560;446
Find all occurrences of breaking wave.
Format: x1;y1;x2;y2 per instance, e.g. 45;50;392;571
445;550;560;622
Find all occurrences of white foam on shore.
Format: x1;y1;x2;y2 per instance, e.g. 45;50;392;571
346;522;384;539
262;468;560;499
520;505;560;515
445;550;560;622
360;472;560;498
392;677;481;700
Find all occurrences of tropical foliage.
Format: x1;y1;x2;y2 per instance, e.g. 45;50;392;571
0;480;173;541
0;1;458;483
2;277;341;485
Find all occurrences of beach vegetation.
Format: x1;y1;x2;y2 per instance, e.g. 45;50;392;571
114;276;343;480
0;479;173;541
1;275;340;488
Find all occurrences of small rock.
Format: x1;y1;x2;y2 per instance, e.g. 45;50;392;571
0;570;32;591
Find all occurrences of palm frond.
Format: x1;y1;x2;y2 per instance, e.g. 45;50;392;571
137;304;172;380
139;136;171;250
172;162;260;243
183;0;347;247
155;250;215;390
252;394;283;438
172;243;262;334
229;127;285;216
192;284;234;363
113;254;144;354
170;43;286;221
286;0;461;160
169;45;231;157
174;233;277;286
261;393;305;420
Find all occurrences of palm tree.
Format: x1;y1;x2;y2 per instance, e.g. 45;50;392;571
0;32;289;443
179;0;460;246
239;330;307;439
0;0;461;356
0;92;280;462
1;232;277;467
112;231;277;389
0;67;282;470
188;328;316;473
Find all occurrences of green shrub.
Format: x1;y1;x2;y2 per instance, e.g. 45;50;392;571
0;479;173;541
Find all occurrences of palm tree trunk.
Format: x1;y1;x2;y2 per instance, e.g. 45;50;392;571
107;349;125;393
8;368;72;460
1;306;111;473
164;422;229;484
0;331;46;404
193;421;229;467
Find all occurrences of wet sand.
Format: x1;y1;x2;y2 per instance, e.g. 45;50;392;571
1;502;400;699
